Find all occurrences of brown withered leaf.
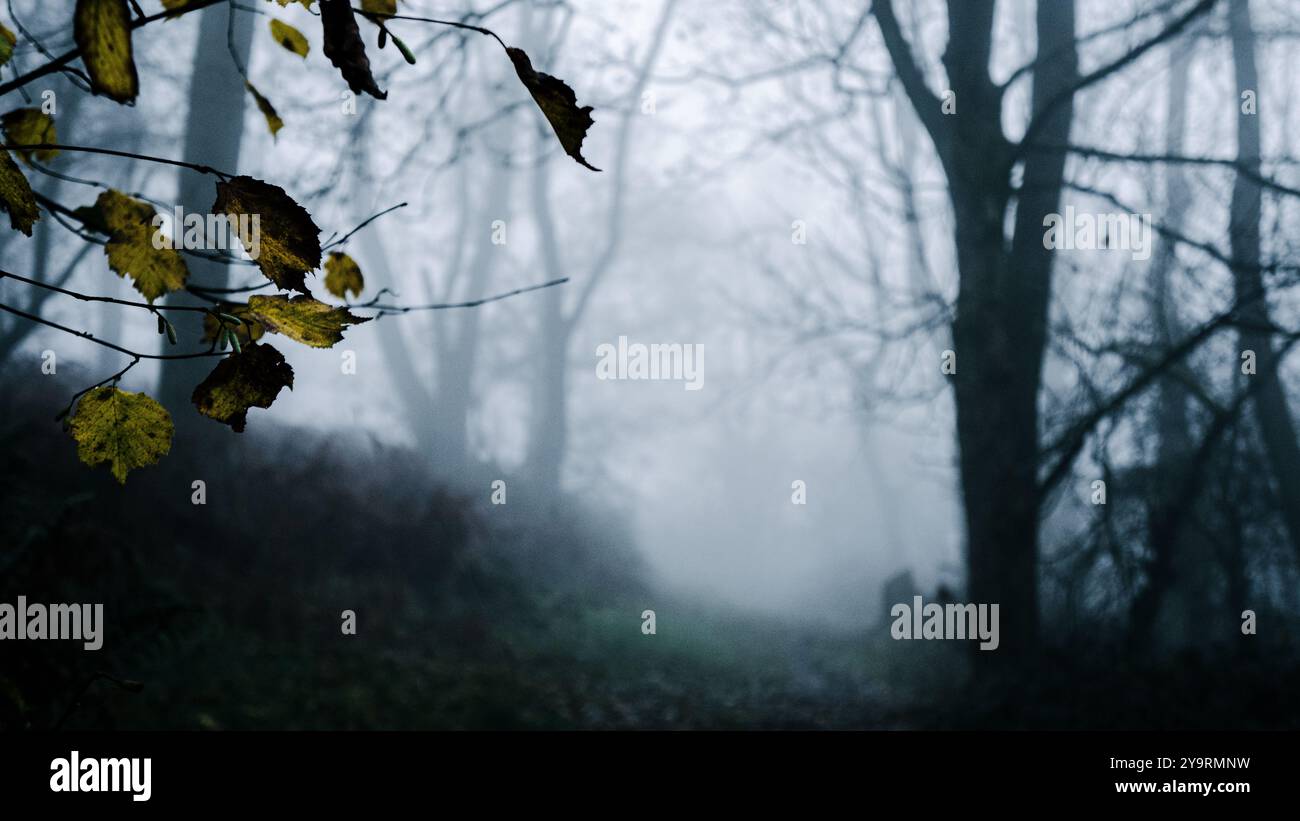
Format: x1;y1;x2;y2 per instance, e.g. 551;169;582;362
191;342;294;432
506;47;600;172
319;0;387;100
211;175;321;294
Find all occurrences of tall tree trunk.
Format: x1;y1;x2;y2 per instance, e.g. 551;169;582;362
1228;0;1300;562
429;158;512;478
1129;34;1213;650
523;0;676;499
946;0;1077;663
156;3;254;421
355;219;437;453
525;155;569;499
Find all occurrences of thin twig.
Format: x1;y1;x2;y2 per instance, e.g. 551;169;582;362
358;277;570;314
356;7;509;50
3;143;233;180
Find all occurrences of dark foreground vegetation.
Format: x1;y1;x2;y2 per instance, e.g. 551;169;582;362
3;375;1300;731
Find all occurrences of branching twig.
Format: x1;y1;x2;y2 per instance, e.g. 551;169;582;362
356;7;508;50
357;276;570;315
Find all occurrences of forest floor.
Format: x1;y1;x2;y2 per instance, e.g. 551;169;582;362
60;593;909;730
5;380;1300;730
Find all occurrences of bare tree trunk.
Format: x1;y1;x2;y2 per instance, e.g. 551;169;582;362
428;157;512;478
355;219;437;453
970;0;1074;663
1129;35;1212;651
156;3;254;420
1228;0;1300;562
876;0;1078;663
344;107;479;463
523;0;677;499
525;154;569;497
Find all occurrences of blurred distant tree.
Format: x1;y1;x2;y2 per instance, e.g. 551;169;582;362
525;0;677;502
1226;0;1300;560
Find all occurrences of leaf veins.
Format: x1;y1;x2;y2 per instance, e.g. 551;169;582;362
247;294;369;348
68;386;173;484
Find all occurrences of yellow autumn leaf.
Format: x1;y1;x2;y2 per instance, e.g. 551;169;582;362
0;148;39;235
323;251;364;299
0;22;16;68
269;18;309;57
247;294;368;348
1;108;59;164
361;0;397;14
68;386;173;484
74;0;139;104
245;82;283;138
93;189;188;302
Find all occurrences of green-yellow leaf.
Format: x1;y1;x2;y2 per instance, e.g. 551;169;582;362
323;251;364;299
361;0;397;15
74;0;139;104
93;189;188;302
245;82;283;138
0;22;16;68
0;149;39;235
269;18;309;57
68;386;173;484
211;175;321;294
247;294;368;348
391;33;415;65
1;108;59;164
191;342;294;432
270;0;315;9
506;46;600;172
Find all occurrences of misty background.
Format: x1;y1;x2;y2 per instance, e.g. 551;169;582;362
4;0;1300;729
